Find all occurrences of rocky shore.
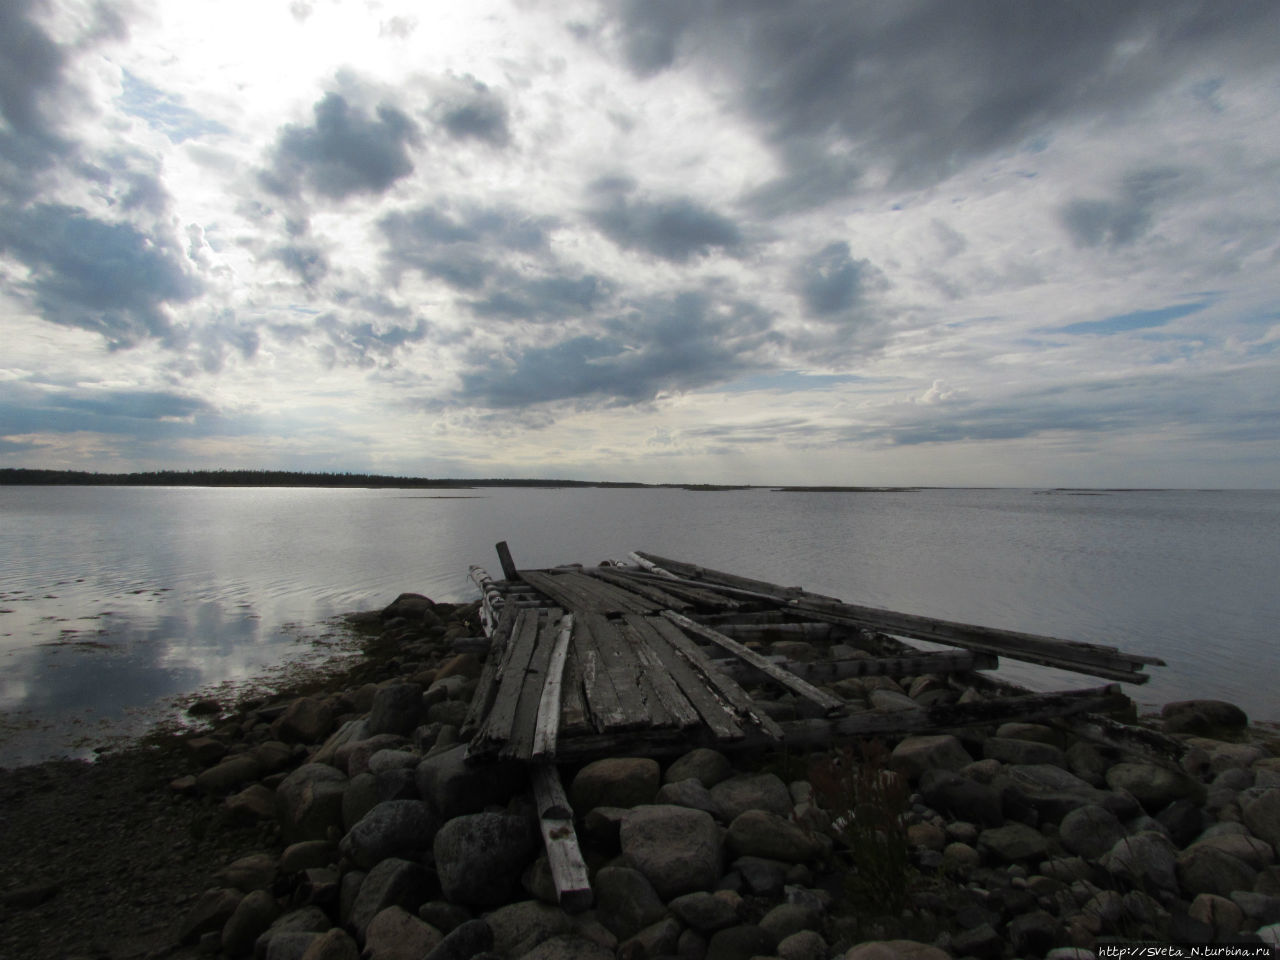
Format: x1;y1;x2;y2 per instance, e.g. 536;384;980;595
3;592;1280;960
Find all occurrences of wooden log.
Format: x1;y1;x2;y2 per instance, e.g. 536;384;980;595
531;614;575;760
530;764;593;912
646;616;784;740
707;621;836;641
469;565;505;636
663;611;847;716
606;567;744;610
495;541;520;581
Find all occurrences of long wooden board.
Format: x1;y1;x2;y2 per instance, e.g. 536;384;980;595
627;615;745;740
647;616;784;740
521;569;655;615
581;612;657;728
619;615;703;729
664;611;847;716
633;551;1161;684
709;650;999;684
470;608;540;751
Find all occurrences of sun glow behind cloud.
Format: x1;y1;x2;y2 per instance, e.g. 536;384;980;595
1;0;1278;485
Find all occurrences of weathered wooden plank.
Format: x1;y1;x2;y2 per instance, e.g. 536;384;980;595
583;566;694;612
629;616;745;740
473;607;540;748
709;650;1000;684
635;557;1159;683
664;611;847;716
633;551;844;603
582;611;657;728
607;568;744;610
619;615;702;729
559;647;592;737
647;616;783;740
532;614;575;760
531;764;593;912
459;610;518;740
572;614;630;732
521;569;655;615
507;609;568;760
495;540;520;581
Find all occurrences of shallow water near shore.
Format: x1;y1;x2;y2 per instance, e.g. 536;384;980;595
2;485;1278;766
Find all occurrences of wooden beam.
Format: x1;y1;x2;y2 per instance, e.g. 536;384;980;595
646;616;784;740
663;611;847;716
495;540;520;581
708;649;999;684
633;551;844;603
531;765;593;913
531;614;575;760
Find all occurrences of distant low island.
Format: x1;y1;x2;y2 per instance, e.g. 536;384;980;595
0;468;925;493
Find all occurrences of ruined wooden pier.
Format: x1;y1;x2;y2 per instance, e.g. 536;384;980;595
460;542;1163;909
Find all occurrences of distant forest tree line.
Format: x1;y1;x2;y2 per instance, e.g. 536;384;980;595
0;468;658;489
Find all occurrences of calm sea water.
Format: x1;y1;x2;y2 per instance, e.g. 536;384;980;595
2;485;1277;766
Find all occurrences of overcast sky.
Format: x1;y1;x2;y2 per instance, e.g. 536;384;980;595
2;0;1278;486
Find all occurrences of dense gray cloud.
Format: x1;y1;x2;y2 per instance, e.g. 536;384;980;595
456;290;775;406
599;1;1278;208
468;273;614;323
794;241;879;318
262;91;419;200
0;0;72;200
1060;168;1183;248
271;242;330;286
0;385;222;438
0;204;201;347
587;179;743;261
433;76;510;147
380;203;554;289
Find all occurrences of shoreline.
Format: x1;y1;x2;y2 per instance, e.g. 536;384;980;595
3;593;1280;959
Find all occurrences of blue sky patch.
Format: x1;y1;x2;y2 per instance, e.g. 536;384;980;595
1049;300;1212;336
119;72;228;143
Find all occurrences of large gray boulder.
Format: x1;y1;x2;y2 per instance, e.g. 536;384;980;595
890;735;972;782
1176;845;1258;899
276;764;348;844
349;859;433;942
434;812;539;907
919;770;1003;827
1161;699;1248;736
593;866;666;940
665;748;733;787
1102;832;1180;894
709;773;792;822
363;906;442;959
727;810;822;863
485;900;573;958
1105;762;1203;812
415;744;526;820
997;763;1111;821
976;822;1048;863
339;799;437;869
569;757;660;810
1059;804;1128;860
366;683;424;737
620;804;723;899
1243;789;1280;850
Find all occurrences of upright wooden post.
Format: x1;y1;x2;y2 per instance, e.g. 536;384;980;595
495;540;520;581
